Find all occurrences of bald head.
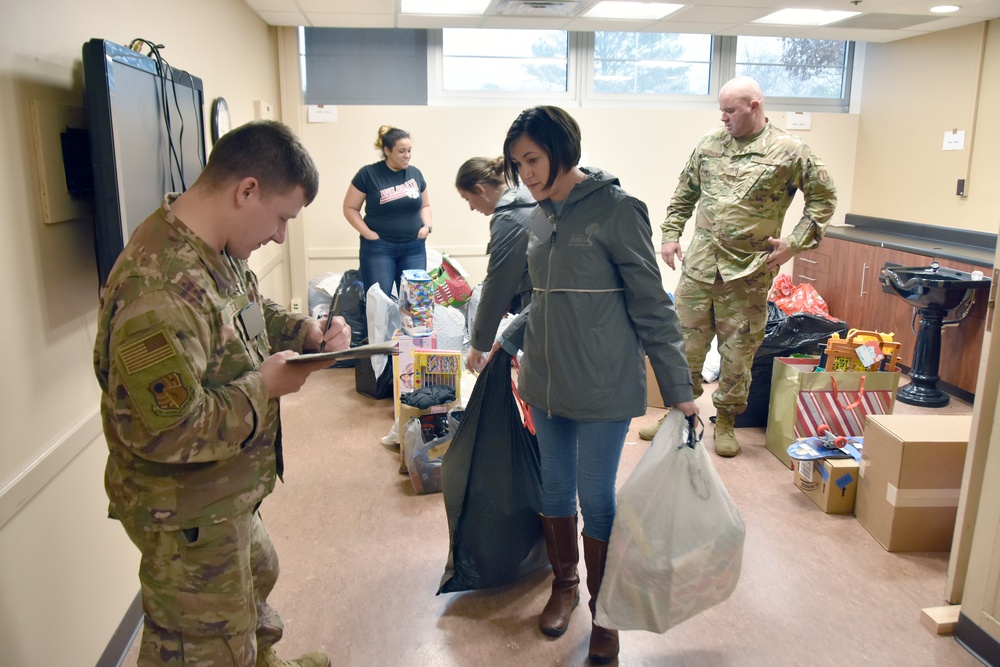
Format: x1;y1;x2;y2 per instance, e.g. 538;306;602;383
718;76;767;138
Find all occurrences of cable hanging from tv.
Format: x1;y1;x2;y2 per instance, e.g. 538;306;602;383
128;38;192;192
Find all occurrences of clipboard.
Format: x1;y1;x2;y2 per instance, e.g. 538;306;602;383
287;340;398;364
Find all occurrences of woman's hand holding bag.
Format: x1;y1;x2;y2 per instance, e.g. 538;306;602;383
595;410;746;633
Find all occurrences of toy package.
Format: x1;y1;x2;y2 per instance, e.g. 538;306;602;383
400;269;435;336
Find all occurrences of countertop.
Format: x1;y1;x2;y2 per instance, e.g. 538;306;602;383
827;214;996;268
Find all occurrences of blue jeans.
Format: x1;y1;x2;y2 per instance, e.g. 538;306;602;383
359;237;427;297
529;406;630;541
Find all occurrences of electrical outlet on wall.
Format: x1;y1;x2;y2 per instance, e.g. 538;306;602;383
290;298;302;313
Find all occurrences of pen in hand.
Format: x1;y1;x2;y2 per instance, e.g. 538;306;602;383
319;293;340;352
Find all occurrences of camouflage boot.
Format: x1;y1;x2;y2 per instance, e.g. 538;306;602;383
638;413;668;441
256;647;331;667
713;411;741;457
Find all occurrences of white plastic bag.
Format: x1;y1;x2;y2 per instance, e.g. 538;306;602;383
595;410;745;633
365;284;401;378
702;336;721;383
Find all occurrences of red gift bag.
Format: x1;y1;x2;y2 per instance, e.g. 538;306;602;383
429;253;472;307
765;357;900;467
794;375;895;442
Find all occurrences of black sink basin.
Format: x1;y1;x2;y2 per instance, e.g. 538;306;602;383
880;262;990;310
880;261;991;408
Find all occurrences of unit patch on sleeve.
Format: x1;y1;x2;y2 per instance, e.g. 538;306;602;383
115;323;199;434
149;372;190;411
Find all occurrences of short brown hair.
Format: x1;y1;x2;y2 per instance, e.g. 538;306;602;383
200;120;319;204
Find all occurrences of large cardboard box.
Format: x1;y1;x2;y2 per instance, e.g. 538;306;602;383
855;414;971;552
645;357;666;409
794;457;859;514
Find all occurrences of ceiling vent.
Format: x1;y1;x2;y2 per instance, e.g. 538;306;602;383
496;0;582;17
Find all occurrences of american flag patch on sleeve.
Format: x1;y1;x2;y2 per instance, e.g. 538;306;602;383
119;330;176;375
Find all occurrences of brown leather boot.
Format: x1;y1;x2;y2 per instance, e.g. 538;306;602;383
539;515;581;637
582;534;619;664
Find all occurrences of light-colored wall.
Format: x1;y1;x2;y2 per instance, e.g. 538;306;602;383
296;104;858;297
852;21;1000;233
0;1;284;665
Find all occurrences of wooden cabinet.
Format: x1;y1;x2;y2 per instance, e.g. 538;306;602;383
793;236;986;396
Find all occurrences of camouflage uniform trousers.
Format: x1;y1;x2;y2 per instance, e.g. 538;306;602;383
121;511;284;666
675;268;773;415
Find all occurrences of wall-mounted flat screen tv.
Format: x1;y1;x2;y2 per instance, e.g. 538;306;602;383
82;38;206;287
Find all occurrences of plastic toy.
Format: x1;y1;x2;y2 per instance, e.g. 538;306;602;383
816;424;848;449
787;424;863;466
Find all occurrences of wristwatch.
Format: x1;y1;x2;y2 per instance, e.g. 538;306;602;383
425;226;433;234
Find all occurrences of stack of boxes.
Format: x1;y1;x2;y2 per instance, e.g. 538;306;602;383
789;412;971;553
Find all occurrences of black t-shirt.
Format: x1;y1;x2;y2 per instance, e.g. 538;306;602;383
351;161;427;242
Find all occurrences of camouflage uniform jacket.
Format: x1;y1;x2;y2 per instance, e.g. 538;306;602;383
661;122;837;284
94;196;313;531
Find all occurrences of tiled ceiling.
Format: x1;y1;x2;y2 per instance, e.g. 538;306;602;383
243;0;1000;43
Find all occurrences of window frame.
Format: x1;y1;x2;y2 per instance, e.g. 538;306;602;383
328;28;859;112
724;36;856;113
427;29;580;107
581;31;722;109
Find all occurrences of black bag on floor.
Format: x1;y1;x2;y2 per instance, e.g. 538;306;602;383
327;270;368;368
736;308;849;428
354;355;393;399
437;348;547;594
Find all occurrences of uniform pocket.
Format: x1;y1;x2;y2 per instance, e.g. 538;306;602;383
137;516;256;636
734;156;783;200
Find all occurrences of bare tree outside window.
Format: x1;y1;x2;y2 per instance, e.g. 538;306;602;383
736;36;848;98
443;29;567;92
592;32;712;95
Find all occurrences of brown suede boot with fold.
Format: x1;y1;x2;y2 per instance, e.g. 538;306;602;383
539;515;581;637
714;410;741;457
582;534;619;664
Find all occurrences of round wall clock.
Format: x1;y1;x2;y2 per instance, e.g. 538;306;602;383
211;97;231;144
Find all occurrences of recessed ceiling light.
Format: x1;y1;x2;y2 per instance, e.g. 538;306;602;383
754;8;861;26
584;1;684;21
930;5;961;12
400;0;491;15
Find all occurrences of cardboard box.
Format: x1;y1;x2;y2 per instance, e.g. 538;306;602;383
392;330;437;422
794;457;859;514
646;357;666;409
855;414;971;552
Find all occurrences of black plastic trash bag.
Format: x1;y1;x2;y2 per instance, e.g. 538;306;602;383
437;348;547;594
757;310;847;361
323;270;367;368
736;308;849;428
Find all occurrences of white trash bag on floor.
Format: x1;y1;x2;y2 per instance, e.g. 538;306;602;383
595;409;745;633
702;336;721;383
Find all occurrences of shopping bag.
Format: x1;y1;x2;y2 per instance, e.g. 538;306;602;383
401;407;463;495
437;348;547;594
765;357;900;467
429;253;473;307
595;411;746;633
